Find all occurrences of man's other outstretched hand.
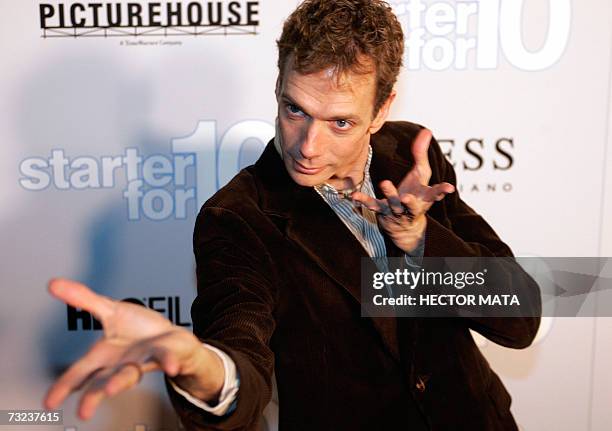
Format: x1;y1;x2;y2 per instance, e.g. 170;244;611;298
43;278;225;420
352;128;455;253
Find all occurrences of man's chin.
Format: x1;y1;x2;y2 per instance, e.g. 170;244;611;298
286;169;328;187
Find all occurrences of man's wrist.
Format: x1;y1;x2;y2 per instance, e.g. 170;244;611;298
171;343;225;403
169;343;239;416
401;214;427;254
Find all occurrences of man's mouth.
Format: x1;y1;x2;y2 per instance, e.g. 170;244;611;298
292;158;324;175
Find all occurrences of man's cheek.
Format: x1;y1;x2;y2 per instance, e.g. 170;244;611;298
279;129;298;153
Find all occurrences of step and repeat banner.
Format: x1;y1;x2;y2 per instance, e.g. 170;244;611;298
1;0;611;430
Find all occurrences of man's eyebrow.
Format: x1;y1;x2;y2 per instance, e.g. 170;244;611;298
280;94;358;122
280;95;308;115
327;113;359;122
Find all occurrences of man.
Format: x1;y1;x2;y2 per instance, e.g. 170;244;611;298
45;0;541;430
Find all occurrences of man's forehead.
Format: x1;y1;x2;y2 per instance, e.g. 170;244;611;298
279;53;375;88
281;65;375;97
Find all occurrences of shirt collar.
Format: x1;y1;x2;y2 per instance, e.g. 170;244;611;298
315;146;373;198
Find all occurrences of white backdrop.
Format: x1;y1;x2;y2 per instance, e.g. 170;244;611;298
0;0;611;430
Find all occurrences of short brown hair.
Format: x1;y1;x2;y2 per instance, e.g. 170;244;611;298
277;0;404;114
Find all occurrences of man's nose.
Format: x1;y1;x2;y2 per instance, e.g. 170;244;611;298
299;120;324;160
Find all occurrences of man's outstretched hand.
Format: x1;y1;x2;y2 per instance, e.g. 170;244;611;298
352;128;455;253
43;279;224;420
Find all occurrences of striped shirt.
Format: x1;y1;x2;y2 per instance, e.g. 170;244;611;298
314;146;423;275
314;146;390;272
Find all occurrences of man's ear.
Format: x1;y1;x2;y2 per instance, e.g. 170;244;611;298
273;117;284;158
275;74;282;99
369;91;396;135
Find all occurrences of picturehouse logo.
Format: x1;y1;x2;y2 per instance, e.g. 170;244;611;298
38;1;260;38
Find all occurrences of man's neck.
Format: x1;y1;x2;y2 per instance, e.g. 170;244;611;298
323;145;371;192
324;176;363;192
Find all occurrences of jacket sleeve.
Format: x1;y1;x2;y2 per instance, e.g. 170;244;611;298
166;205;276;431
422;134;542;349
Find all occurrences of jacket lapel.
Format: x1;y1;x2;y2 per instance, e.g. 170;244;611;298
254;138;410;363
368;125;421;368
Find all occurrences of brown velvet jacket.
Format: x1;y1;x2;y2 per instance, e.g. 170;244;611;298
166;121;541;430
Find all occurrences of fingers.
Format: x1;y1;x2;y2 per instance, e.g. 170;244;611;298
398;193;416;213
77;369;111;420
398;129;434;191
354;176;455;221
48;278;115;322
77;347;178;419
78;335;184;419
103;363;145;397
412;128;432;171
78;362;150;420
47;346;164;420
379;181;405;216
351;191;389;215
421;182;455;202
45;329;189;414
118;335;180;377
44;341;122;410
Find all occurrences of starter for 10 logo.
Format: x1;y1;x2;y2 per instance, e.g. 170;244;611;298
392;0;571;71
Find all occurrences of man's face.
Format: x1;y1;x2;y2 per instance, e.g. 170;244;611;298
276;62;391;188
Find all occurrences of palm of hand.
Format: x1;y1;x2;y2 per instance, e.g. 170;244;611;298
352;129;454;253
100;300;173;342
44;279;202;420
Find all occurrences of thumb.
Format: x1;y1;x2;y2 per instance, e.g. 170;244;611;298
412;128;432;170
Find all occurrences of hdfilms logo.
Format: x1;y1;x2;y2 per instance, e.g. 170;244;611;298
38;0;260;38
439;136;515;194
19;120;274;221
391;0;571;71
67;296;192;330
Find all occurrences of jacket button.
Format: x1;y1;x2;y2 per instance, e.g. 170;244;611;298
415;375;428;392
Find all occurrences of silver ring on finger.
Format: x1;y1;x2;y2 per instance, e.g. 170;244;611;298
390;204;413;219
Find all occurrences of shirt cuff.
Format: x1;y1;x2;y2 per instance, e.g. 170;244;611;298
168;343;239;416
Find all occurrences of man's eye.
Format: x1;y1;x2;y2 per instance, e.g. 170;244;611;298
287;104;304;116
335;119;350;129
